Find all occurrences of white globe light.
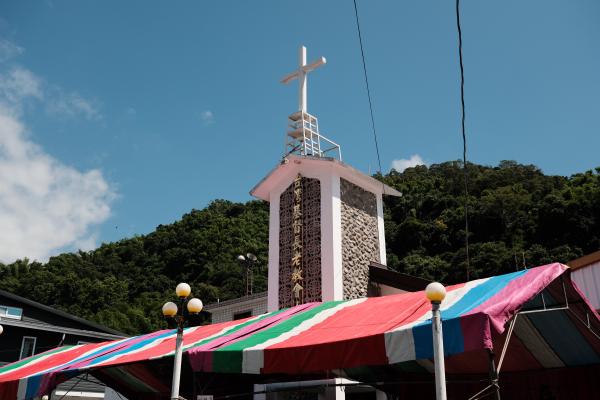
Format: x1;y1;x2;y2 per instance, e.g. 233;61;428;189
0;324;3;335
162;301;178;317
425;282;446;303
187;298;203;314
175;282;191;298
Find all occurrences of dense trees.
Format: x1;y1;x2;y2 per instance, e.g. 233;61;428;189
382;161;599;282
0;161;598;334
0;200;269;334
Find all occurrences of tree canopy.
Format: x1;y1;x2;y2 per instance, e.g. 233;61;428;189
0;161;598;334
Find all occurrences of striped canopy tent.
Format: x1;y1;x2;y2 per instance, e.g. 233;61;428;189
1;263;600;399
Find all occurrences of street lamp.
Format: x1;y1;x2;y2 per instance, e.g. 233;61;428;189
162;283;203;400
237;253;258;296
426;282;447;400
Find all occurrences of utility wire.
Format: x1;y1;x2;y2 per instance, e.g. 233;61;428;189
456;0;471;280
352;0;383;178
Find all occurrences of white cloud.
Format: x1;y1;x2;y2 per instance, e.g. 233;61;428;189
0;109;114;262
0;67;42;112
391;154;427;172
200;110;214;125
0;39;100;121
46;88;101;120
0;46;114;263
0;39;24;62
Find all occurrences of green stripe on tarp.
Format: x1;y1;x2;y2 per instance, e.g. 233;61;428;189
0;346;75;374
212;301;345;373
185;309;288;352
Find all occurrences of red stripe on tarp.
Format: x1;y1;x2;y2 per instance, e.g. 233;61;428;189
262;288;467;374
96;319;244;368
66;330;169;371
189;303;317;372
459;312;492;352
0;343;106;382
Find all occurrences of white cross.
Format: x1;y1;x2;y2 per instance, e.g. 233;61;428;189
281;45;326;113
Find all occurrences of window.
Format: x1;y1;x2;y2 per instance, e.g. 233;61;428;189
233;310;252;320
0;305;23;320
20;336;37;360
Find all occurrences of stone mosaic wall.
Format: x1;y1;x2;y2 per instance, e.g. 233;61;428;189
278;176;322;308
340;178;380;299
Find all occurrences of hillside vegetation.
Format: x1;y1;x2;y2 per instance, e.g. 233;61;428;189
0;161;598;334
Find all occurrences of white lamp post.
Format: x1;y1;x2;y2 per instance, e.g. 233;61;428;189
162;283;203;400
237;253;258;296
426;282;447;400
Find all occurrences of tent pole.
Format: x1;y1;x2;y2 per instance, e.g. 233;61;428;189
487;349;500;400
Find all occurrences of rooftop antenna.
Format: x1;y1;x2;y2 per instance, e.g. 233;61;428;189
281;45;341;161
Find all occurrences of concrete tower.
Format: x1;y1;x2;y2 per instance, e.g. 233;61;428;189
251;46;401;312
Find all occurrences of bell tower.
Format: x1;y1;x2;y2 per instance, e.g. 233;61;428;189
251;46;401;312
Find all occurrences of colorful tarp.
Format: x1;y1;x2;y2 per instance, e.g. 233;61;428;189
1;263;599;399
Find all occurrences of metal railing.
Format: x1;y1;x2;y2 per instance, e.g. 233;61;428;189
284;111;341;161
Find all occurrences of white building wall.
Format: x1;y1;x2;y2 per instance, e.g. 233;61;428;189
572;261;600;310
267;193;281;312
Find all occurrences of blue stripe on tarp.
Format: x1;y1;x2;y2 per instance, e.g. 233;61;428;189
53;337;138;371
441;269;530;319
84;329;177;368
413;318;464;360
527;294;600;366
412;270;529;360
25;374;42;399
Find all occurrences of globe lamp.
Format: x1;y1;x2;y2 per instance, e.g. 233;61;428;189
175;282;191;298
162;301;178;317
425;282;446;303
187;298;203;314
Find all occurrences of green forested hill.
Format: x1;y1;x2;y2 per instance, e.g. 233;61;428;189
381;161;599;283
0;161;598;334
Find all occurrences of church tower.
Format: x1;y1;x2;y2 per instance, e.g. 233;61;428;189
251;46;401;312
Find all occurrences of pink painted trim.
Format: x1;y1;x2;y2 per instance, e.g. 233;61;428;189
464;263;567;335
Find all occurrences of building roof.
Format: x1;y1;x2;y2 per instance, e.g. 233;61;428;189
0;289;125;339
204;291;268;312
568;250;600;270
368;262;432;291
250;155;402;201
203;265;430;313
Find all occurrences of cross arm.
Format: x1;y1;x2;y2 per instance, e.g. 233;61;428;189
302;56;326;72
281;71;299;84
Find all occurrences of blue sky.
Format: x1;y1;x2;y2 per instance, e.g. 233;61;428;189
0;1;598;261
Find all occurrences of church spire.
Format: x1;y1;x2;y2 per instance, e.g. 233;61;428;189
281;45;341;161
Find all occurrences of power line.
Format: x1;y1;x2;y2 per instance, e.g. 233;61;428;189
352;0;383;177
456;0;471;280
